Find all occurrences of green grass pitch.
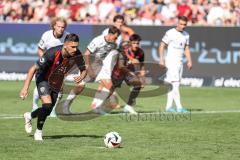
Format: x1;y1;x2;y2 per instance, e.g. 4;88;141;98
0;81;240;160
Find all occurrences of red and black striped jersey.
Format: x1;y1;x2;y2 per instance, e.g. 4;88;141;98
123;45;144;63
112;45;145;79
35;45;85;83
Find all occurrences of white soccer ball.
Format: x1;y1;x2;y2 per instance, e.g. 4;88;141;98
104;132;122;148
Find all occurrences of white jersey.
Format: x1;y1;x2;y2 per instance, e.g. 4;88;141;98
87;34;117;60
38;30;69;51
102;28;122;47
162;28;189;66
86;34;118;82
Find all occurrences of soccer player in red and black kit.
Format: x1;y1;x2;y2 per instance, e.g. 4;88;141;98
20;33;86;141
111;34;145;114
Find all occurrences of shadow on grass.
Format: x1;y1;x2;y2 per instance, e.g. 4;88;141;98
42;134;103;139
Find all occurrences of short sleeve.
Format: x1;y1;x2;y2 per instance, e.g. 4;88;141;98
38;32;48;50
87;37;98;53
162;30;170;45
102;28;109;36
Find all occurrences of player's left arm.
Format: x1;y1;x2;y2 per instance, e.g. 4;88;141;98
19;64;38;100
121;25;134;36
185;45;192;70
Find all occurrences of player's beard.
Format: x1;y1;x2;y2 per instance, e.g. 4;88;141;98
62;48;70;58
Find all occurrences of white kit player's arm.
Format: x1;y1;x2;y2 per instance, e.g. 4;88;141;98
84;37;99;78
84;49;95;78
184;45;192;70
159;30;170;67
159;42;167;66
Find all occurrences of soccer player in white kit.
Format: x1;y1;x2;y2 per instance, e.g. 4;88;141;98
32;17;69;116
63;26;120;114
158;16;192;113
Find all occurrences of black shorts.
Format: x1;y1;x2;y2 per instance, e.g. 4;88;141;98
36;81;59;106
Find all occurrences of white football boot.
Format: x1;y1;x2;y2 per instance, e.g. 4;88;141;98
123;105;138;115
34;129;43;141
24;112;32;134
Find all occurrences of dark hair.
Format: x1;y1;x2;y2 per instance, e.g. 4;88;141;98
51;17;67;29
64;33;79;42
113;15;124;22
178;16;188;22
108;25;121;36
129;34;142;42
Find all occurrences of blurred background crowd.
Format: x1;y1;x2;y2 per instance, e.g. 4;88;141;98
0;0;239;26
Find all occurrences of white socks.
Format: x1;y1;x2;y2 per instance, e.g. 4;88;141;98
63;90;77;113
166;82;182;110
166;90;174;110
91;87;110;109
66;89;77;101
172;82;183;109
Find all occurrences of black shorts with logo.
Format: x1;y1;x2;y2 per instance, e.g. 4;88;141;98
36;81;58;106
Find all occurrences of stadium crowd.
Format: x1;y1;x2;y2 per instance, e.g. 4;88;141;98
0;0;239;26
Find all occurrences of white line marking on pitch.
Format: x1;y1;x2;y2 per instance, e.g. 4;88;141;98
1;110;240;120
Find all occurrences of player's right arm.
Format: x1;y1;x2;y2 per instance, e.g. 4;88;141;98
19;64;38;100
84;37;98;78
159;42;166;66
159;30;170;67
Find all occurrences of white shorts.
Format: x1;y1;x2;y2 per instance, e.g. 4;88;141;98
95;50;119;82
165;65;183;83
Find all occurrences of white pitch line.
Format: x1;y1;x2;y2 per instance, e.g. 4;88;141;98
0;110;240;120
0;116;23;119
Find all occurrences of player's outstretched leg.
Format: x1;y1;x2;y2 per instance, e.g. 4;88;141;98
63;84;85;114
91;87;110;115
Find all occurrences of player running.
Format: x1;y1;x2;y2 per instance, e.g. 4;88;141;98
20;34;86;141
32;17;69;117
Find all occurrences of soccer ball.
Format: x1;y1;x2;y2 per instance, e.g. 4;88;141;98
104;132;122;148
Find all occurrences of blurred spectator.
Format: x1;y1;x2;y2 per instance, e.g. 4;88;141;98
31;0;47;22
0;0;239;26
177;0;192;21
46;0;57;18
98;0;114;23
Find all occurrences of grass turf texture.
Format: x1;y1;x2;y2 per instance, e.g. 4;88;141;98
0;81;240;160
